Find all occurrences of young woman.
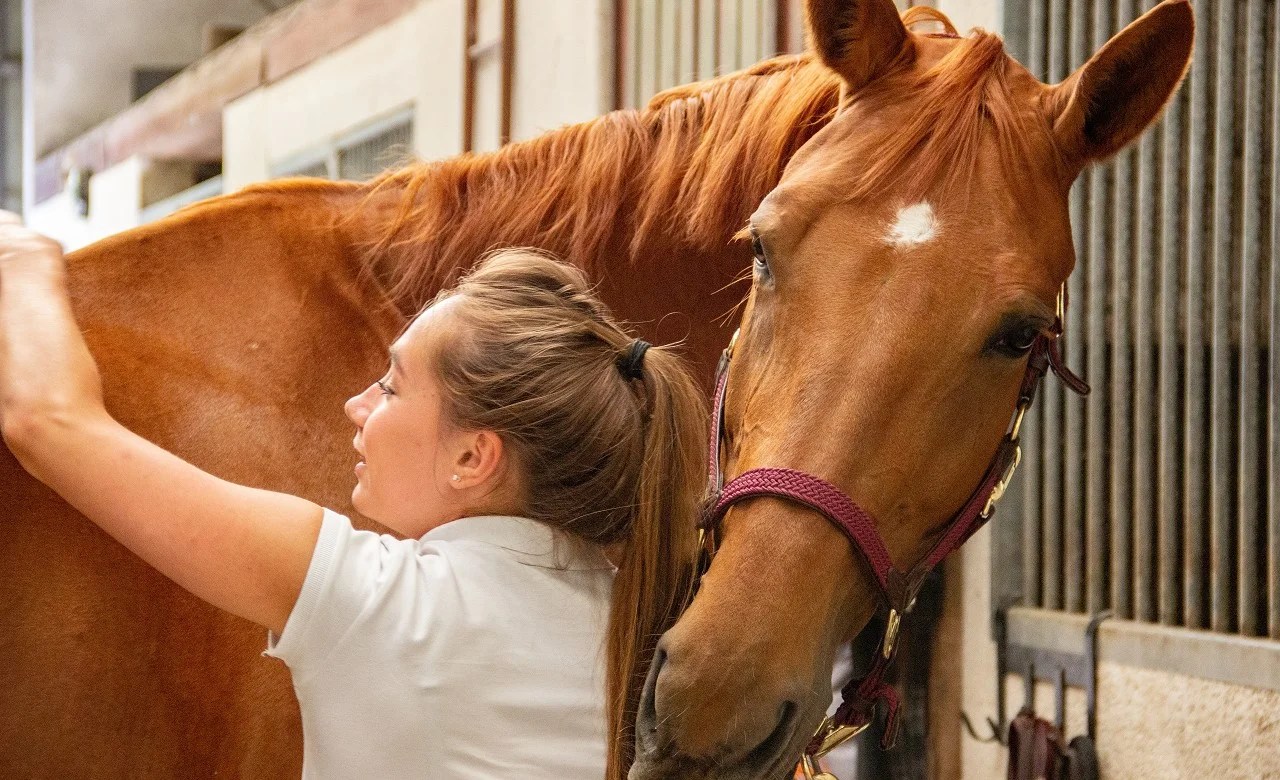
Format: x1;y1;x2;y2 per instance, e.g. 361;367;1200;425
0;211;707;779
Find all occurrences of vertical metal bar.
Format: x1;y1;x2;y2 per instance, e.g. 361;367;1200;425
1270;0;1280;641
1047;0;1067;83
741;0;758;64
734;0;745;70
632;0;645;108
775;0;790;55
1064;0;1093;615
658;0;675;91
1026;0;1046;81
755;0;767;62
1209;0;1237;635
1096;124;1120;620
712;0;722;75
1090;0;1111;614
1130;0;1159;622
680;0;695;85
639;0;659;102
1105;136;1130;619
1018;0;1049;614
1024;387;1044;607
1239;0;1265;637
698;0;717;79
1042;0;1070;612
1133;126;1158;623
1183;0;1212;631
1158;71;1186;627
650;0;663;98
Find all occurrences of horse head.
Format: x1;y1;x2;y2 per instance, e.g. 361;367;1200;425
630;0;1193;777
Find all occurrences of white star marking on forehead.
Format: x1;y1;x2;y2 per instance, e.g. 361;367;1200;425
886;202;938;248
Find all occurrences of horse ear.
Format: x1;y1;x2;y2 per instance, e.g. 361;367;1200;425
1049;0;1194;168
805;0;910;93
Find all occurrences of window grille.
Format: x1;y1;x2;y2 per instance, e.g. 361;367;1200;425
273;110;414;182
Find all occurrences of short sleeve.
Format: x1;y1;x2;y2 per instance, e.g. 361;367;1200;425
264;508;425;677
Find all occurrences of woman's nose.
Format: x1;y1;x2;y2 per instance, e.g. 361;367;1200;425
345;385;373;426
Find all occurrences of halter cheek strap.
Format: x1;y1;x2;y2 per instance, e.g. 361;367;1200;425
699;289;1088;767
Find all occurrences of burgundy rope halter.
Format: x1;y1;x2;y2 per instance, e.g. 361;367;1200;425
698;287;1089;776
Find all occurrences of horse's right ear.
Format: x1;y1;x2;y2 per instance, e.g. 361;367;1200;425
1048;0;1194;170
805;0;910;93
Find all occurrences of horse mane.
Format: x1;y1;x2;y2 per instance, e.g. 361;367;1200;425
352;11;1042;312
357;55;842;312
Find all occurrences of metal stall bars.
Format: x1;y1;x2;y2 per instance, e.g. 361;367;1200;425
614;0;800;112
1004;0;1279;640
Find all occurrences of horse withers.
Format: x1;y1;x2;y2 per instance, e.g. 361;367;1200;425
629;1;1194;778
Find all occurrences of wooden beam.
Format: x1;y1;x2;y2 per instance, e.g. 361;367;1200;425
499;0;515;146
462;0;478;152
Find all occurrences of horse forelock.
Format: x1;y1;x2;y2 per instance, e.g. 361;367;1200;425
834;30;1060;212
356;56;842;314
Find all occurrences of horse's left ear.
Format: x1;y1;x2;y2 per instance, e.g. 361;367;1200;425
806;0;910;93
1050;0;1194;168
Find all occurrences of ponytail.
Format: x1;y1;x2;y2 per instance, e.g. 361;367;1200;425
604;347;706;780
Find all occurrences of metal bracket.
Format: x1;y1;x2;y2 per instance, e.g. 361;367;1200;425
962;605;1111;745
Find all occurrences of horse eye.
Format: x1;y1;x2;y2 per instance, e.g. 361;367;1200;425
992;325;1041;358
751;232;770;277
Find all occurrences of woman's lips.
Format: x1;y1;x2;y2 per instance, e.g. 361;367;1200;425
354;461;366;476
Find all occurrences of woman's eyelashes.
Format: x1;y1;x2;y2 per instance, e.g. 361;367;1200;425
377;377;395;396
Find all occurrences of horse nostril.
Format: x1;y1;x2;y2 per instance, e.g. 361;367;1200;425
747;699;801;769
636;648;666;756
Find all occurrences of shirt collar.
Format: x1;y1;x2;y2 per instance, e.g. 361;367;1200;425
421;515;615;571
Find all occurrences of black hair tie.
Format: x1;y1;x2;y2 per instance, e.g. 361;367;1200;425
617;339;651;381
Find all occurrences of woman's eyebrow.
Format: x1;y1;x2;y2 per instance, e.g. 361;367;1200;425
389;348;404;376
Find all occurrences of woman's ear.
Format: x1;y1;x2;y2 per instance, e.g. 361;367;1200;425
449;429;507;489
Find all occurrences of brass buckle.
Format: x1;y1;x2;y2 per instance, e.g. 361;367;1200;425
882;608;901;659
1009;402;1029;441
981;445;1022;519
798;716;871;779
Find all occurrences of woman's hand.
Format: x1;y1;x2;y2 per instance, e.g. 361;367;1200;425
0;211;105;432
0;210;67;279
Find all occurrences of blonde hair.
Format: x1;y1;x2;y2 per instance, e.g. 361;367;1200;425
427;249;706;779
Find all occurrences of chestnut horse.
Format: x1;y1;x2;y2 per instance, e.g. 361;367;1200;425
0;1;1191;778
631;1;1193;777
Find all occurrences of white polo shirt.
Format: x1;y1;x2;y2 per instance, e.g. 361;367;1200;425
265;509;615;779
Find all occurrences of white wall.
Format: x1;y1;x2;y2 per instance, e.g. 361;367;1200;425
223;0;611;193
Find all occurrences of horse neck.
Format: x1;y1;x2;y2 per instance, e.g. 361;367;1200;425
361;55;842;314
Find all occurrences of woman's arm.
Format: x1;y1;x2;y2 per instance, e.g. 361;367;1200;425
0;212;320;635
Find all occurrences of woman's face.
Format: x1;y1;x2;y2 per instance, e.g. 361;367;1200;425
344;300;471;537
